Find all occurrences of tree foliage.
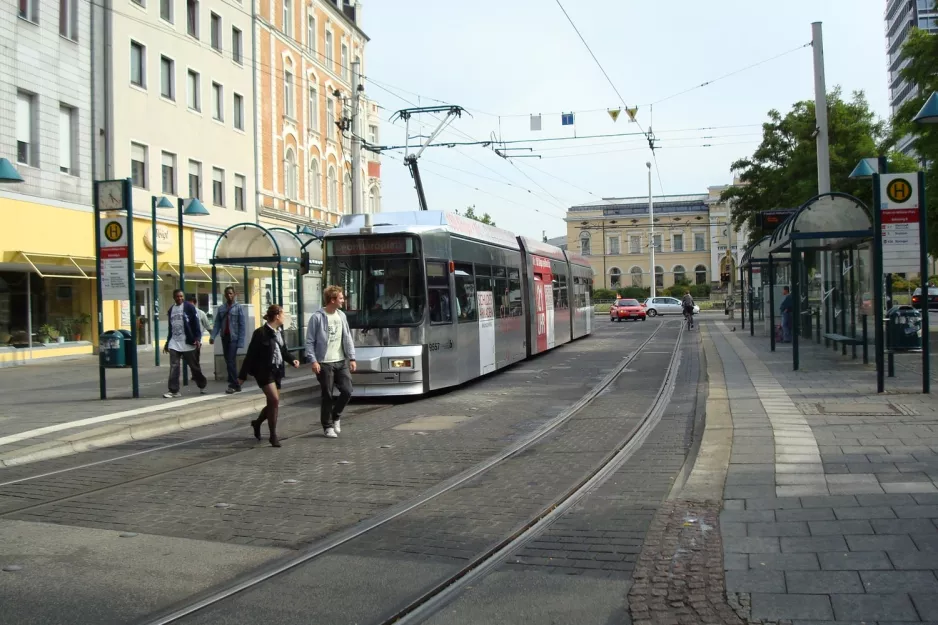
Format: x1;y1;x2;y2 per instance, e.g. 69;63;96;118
721;89;914;244
889;25;938;256
455;205;496;226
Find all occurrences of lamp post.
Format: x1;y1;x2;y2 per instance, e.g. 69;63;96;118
151;195;174;365
647;161;656;297
176;197;210;294
0;158;24;183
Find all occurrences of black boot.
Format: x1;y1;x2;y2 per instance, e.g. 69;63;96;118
251;408;266;441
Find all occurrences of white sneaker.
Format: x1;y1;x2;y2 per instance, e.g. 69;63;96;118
163;392;182;398
324;428;338;439
333;421;341;434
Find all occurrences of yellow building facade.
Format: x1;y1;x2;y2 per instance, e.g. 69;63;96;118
0;193;262;364
566;188;745;291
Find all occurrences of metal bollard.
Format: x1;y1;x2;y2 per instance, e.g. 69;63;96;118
862;315;869;365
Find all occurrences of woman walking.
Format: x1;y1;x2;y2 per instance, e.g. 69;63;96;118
238;305;299;447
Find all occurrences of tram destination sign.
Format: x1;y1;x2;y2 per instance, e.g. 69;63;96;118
879;173;921;274
331;237;411;256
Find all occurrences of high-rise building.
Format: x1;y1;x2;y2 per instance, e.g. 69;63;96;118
886;0;938;153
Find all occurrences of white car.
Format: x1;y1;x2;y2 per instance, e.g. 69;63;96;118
644;296;699;317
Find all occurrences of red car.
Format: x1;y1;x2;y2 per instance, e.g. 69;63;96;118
610;298;646;322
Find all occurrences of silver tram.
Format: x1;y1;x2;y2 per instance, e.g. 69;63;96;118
322;211;594;396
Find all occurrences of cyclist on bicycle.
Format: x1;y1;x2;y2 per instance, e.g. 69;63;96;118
681;290;696;329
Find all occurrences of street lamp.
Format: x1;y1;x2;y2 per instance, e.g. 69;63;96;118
913;92;938;125
848;158;878;180
176;197;209;294
0;158;24;183
647;161;655;298
151;195;174;365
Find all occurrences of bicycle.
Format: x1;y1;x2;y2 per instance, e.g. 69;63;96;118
683;307;695;330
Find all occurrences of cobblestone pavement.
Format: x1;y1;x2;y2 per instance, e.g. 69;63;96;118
1;321;659;551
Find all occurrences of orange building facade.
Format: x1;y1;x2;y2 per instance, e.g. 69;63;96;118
255;0;380;230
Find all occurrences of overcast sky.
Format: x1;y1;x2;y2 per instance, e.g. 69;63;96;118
362;1;890;240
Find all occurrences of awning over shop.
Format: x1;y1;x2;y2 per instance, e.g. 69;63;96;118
165;262;239;284
11;252;157;280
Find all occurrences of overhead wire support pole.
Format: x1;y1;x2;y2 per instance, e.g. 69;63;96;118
390;105;469;211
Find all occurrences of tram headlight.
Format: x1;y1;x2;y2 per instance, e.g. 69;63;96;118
389;358;414;369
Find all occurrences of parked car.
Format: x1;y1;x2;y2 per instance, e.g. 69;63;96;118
912;286;938;311
610;298;646;322
644;296;699;317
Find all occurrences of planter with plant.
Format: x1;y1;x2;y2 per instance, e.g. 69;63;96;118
38;324;59;345
74;313;91;341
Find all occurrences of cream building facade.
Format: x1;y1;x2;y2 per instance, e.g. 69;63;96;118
566;187;747;291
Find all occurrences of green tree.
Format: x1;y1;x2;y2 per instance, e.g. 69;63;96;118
456;205;496;226
889;24;938;256
721;89;913;242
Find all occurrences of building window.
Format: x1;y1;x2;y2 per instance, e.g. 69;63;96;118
186;0;198;38
193;231;218;264
131;142;148;189
187;69;200;111
340;43;348;79
368;124;377;144
210;12;221;51
694;232;706;251
579;231;590;256
368;187;377;213
59;0;77;39
673;265;686;283
309;158;320;206
282;0;291;36
283;70;294;118
325;30;333;65
326;98;335;136
652;234;662;252
188;160;201;199
234;174;245;211
232;27;242;64
233;93;244;130
608;236;620;255
307;14;315;52
160;0;172;22
629;235;641;254
130;41;146;87
59;105;76;174
308;85;318;130
673;233;683;252
212;167;224;206
19;0;38;22
695;264;707;285
160;56;175;99
212;82;223;121
131;0;143;7
161;151;176;195
284;149;297;200
16;91;36;166
630;267;643;287
609;267;622;288
655;265;664;288
327;165;337;210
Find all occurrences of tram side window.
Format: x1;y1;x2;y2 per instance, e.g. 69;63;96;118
426;261;453;324
493;266;508;319
454;262;477;323
557;273;568;309
508;268;523;317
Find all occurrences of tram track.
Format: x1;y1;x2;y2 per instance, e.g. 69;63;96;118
0;404;390;517
137;320;683;625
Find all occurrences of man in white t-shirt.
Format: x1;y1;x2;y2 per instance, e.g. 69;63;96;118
162;289;207;398
305;285;357;438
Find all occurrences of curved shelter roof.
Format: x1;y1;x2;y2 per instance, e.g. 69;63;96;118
768;193;872;253
212;223;308;267
741;235;790;268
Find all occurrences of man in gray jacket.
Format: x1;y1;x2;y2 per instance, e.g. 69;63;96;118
210;286;247;393
305;285;357;438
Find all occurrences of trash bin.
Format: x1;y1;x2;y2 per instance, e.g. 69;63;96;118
118;329;136;367
886;305;922;351
99;330;127;368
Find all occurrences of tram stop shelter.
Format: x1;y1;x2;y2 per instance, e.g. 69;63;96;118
765;192;874;371
739;234;790;342
210;223;323;351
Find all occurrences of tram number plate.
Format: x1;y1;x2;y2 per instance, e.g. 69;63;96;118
428;340;453;352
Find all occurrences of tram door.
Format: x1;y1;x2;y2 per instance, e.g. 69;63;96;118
425;259;461;390
532;256;555;354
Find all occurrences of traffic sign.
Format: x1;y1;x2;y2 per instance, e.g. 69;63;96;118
879;173;921;274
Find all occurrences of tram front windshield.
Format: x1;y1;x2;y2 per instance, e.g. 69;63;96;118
324;236;425;328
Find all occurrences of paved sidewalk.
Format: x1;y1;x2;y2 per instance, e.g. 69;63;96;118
712;321;938;623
